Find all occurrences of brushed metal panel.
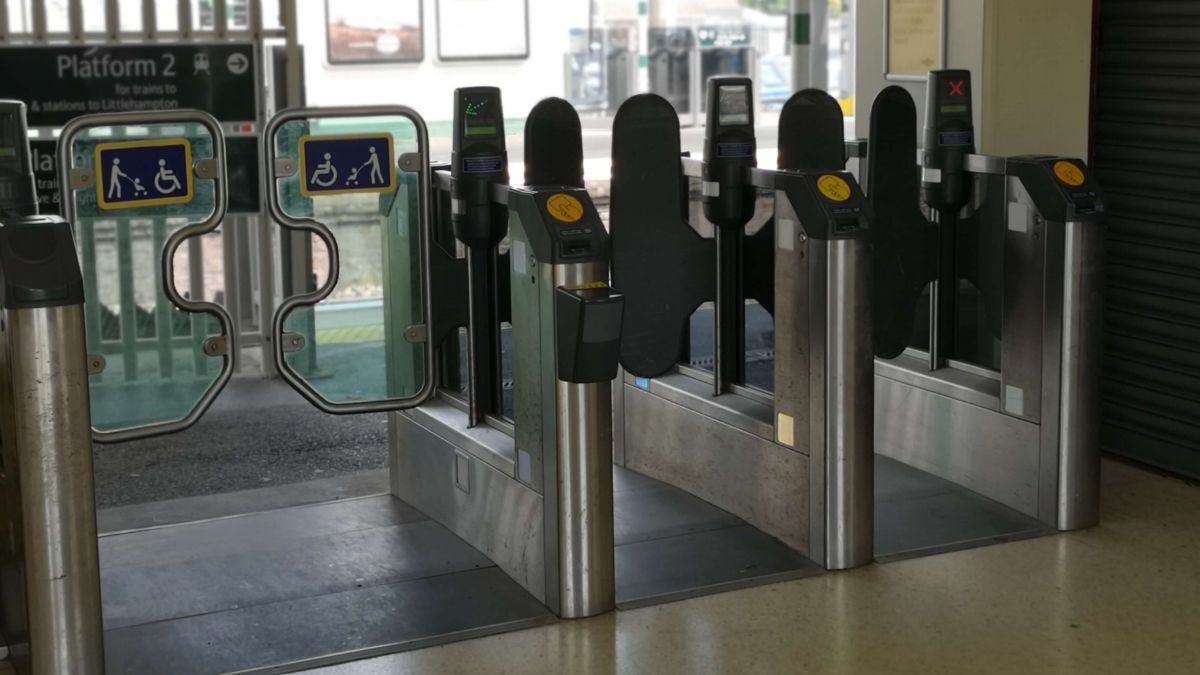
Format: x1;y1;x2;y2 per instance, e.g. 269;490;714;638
625;372;775;440
1002;177;1046;423
874;376;1041;517
390;412;546;604
402;402;516;478
622;385;810;553
875;353;1001;410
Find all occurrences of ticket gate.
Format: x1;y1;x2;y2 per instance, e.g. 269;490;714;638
863;71;1105;558
0;98;623;673
610;78;875;574
391;89;622;618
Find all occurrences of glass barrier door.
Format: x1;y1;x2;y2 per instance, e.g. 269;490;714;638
60;111;235;442
265;107;434;412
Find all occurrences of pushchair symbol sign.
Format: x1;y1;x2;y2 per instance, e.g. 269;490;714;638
95;138;194;210
298;133;397;197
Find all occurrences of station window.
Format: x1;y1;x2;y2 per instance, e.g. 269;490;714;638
326;0;424;65
566;0;854;118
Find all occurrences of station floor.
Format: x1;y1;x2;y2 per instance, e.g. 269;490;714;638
299;458;1200;674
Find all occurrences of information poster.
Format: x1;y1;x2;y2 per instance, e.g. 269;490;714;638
436;0;529;61
887;0;943;78
326;0;423;64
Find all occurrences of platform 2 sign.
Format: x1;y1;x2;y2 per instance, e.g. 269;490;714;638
0;44;258;127
95;139;193;210
299;133;396;197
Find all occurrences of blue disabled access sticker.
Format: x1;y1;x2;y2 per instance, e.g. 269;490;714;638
299;133;396;197
95;139;193;210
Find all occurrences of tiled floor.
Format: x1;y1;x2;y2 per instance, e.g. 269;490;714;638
303;459;1200;674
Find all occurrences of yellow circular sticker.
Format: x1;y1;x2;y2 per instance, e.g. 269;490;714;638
817;174;852;202
546;193;585;223
1053;160;1086;187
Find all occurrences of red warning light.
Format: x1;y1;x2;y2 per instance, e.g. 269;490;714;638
948;80;966;97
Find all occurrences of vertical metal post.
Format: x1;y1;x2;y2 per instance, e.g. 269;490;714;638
68;0;83;41
177;0;192;39
790;0;812;91
249;0;263;36
189;235;207;376
551;264;615;619
822;238;874;569
213;0;228;37
105;0;119;40
1055;220;1103;530
8;304;105;675
282;0;302;107
142;0;156;40
154;218;174;377
117;218;138;381
31;0;47;41
809;0;828;89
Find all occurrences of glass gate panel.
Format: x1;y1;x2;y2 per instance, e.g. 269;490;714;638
61;113;234;439
267;109;432;412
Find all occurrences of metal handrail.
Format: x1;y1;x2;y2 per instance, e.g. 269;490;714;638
264;105;437;415
59;109;235;443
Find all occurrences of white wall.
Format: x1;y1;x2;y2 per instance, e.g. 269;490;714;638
854;0;986;140
298;0;590;122
854;0;1092;158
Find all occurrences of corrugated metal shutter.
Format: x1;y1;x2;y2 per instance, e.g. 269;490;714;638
1094;0;1200;478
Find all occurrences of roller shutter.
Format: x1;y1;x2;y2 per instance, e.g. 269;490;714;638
1093;0;1200;477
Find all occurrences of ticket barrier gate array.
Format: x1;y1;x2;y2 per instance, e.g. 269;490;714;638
862;71;1105;555
0;68;1107;674
610;80;874;572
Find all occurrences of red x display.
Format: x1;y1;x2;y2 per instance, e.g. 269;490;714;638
948;80;966;97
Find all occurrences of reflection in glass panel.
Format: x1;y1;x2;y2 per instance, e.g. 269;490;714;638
68;123;227;432
745;300;774;392
273;115;425;406
500;322;514;421
688;303;715;372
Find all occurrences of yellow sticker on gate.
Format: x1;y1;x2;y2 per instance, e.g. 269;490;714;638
817;174;852;202
1053;160;1086;187
546;193;585;223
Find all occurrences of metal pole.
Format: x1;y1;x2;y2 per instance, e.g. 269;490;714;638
809;0;828;89
552;263;615;619
790;0;812;91
10;303;105;674
822;238;874;570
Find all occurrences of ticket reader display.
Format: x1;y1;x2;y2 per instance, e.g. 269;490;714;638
703;76;757;392
452;86;508;248
922;70;976;368
451;87;509;426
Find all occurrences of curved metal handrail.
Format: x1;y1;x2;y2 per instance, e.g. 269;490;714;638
58;109;235;443
263;105;436;414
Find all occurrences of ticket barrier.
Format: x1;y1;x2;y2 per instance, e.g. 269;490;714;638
0;101;105;675
391;89;622;618
862;72;1105;558
0;99;619;673
610;78;875;575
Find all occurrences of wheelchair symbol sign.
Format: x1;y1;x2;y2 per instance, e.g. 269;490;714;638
95;139;194;210
298;133;396;197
